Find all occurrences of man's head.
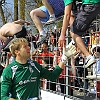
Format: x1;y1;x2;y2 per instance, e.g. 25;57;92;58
41;42;48;52
9;38;30;59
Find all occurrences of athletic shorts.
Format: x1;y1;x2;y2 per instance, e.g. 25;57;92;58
39;6;64;22
71;2;100;36
15;26;27;38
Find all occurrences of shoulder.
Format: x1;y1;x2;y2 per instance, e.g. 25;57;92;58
4;61;16;69
2;61;16;76
28;59;42;72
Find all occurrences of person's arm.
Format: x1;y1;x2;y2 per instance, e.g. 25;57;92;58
53;55;58;68
58;62;65;69
33;59;64;81
33;47;67;80
58;3;72;47
13;19;30;25
71;56;76;77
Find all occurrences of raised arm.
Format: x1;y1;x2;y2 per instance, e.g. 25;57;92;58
58;3;72;47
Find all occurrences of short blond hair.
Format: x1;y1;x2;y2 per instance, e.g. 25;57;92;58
9;38;28;57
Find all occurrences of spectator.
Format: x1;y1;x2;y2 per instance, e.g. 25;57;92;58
0;19;30;52
36;41;54;64
49;32;55;51
58;0;99;68
1;38;68;100
1;50;7;66
93;46;100;99
84;30;90;47
87;46;100;98
30;0;64;43
4;52;15;68
35;41;54;88
95;32;100;44
71;49;88;92
53;46;66;94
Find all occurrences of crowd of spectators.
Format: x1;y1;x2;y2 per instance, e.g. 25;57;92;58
0;0;100;99
0;23;100;97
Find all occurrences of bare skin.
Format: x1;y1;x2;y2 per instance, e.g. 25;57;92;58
0;19;30;41
42;0;54;15
70;32;90;57
30;8;46;33
30;0;55;34
58;3;90;57
9;98;15;100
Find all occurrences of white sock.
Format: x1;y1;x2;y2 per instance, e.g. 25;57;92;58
50;14;55;18
39;30;46;36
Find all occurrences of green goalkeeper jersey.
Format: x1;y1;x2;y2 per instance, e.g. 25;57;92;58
1;60;62;100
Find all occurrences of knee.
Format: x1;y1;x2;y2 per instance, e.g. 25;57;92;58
41;0;46;4
30;10;36;18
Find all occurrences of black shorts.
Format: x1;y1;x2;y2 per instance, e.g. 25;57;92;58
71;2;100;36
15;26;27;38
72;2;82;18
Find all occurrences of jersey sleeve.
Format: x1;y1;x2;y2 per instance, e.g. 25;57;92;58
1;67;13;100
34;61;62;81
